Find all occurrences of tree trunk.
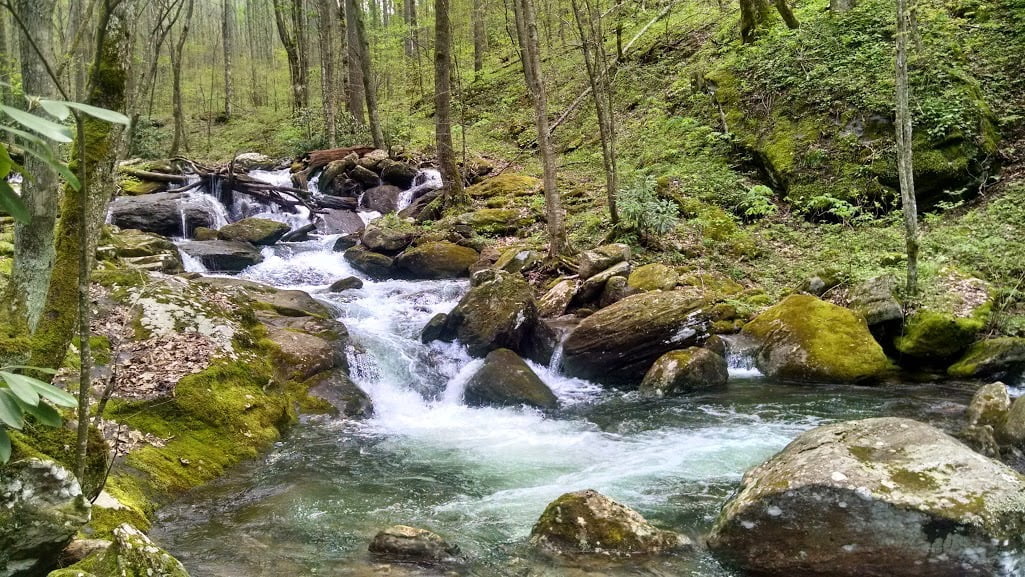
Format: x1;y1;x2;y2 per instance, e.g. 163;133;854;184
273;0;309;113
169;0;194;156
472;0;486;75
222;0;234;119
830;0;856;12
344;0;366;123
772;0;800;29
403;0;416;57
739;0;772;43
348;0;384;147
318;0;337;146
8;0;59;335
435;0;465;205
895;0;918;295
511;0;567;258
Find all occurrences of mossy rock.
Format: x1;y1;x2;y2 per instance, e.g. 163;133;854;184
395;241;479;279
343;245;395;279
455;208;533;236
639;347;728;397
676;273;744;302
217;218;290;246
965;382;1010;430
742;294;891;383
494;247;541;274
117;177;164;196
627;263;679;292
465;173;541;198
895;311;985;363
361;220;418;255
948;338;1025;380
463;348;557;410
57;524;189;577
438;269;538;358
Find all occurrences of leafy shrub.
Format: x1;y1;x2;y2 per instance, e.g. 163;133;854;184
618;176;680;241
738;185;778;220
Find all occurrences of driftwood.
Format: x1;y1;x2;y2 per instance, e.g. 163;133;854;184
118;166;189;183
280;222;318;242
301;146;376;173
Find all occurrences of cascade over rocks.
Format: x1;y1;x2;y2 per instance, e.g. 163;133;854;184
380;162;418;189
216;217;290;245
434;269;539;359
707;417;1025;577
561;291;710;386
343;245;395;279
1;459;90;577
463;348;558;410
177;240;264;272
108;193;216;237
368;525;460;565
639;347;728;396
530;490;689;557
741;294;891;383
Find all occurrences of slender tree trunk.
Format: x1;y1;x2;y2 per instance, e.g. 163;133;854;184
403;0;416;57
345;0;366;122
435;0;465;205
772;0;800;29
472;0;486;75
273;0;308;113
739;0;771;43
896;0;918;295
222;0;234;119
511;0;567;258
318;0;337;146
170;0;194;156
8;0;58;335
348;0;384;147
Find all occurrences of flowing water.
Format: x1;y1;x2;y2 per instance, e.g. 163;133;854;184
152;182;982;577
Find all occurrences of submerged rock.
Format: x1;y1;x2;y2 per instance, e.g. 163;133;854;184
368;525;460;564
463;349;558;410
707;417;1025;577
1;459;91;577
328;276;364;292
530;489;688;557
306;369;373;418
217;217;290;245
177;240;264;272
561;291;709;386
639;347;728;396
741;294;891;383
437;269;539;358
948;338;1025;380
395;242;479;279
577;243;630;280
343;245;395;279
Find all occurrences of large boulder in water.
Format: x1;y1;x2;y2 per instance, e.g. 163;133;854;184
530;489;688;557
948;338;1025;380
217;217;290;245
639;347;727;397
561;291;710;387
368;525;460;564
463;349;557;410
361;221;417;255
108;192;216;237
380;162;418;189
318;209;365;235
437;269;538;358
343;245;394;279
1;459;90;577
707;417;1025;577
741;294;891;383
177;240;264;272
360;184;403;213
395;242;479;279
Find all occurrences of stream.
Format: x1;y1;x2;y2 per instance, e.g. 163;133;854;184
149;170;982;576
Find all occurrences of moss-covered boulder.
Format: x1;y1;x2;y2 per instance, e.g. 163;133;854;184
948;338;1025;380
466;173;541;199
627;263;679;292
707;417;1025;577
561;291;710;386
395;242;479;279
437;270;538;358
55;524;189;577
741;295;890;383
1001;395;1025;449
599;276;637;308
577;244;630;280
305;369;373;419
328;277;363;292
530;489;688;557
1;459;91;577
463;349;557;410
639;347;728;397
99;228;183;274
895;311;985;363
343;245;395;279
537;279;577;318
177;240;264;273
494;247;541;274
455;208;533;236
368;525;460;564
361;221;417;255
217;218;290;246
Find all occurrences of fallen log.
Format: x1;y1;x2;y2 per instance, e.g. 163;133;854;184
280;222;318;242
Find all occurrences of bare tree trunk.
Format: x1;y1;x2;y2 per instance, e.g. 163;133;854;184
472;0;486;75
317;0;337;146
170;0;194;156
435;0;465;205
511;0;567;258
772;0;800;29
273;0;309;113
8;0;58;334
222;0;234;119
348;0;384;147
403;0;416;57
896;0;918;295
741;0;798;42
345;0;365;122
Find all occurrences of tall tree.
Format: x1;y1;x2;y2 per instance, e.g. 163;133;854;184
222;0;234;119
317;0;337;146
347;0;384;147
273;0;309;113
511;0;568;258
403;0;416;58
472;0;486;74
344;0;365;122
435;0;464;205
169;0;194;155
7;0;59;334
895;0;918;295
740;0;798;43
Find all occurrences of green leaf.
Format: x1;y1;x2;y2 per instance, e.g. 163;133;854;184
38;99;71;121
0;390;25;430
0;105;73;142
0;142;12;178
0;371;40;406
64;101;131;125
0;180;28;223
1;365;58;374
27;379;77;408
22;400;61;427
0;427;10;463
16;143;81;191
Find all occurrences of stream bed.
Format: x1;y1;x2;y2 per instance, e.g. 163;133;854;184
149;229;980;577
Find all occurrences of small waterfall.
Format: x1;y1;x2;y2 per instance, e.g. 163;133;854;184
396;168;443;212
721;334;763;378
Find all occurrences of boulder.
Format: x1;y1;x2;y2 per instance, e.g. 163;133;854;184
599;275;636;308
741;294;891;383
177;240;264;273
962;381;1011;457
456;208;532;236
466;173;541;198
108;192;215;238
1001;395;1025;448
494;248;541;274
421;313;448;344
538;279;577;318
360;184;404;213
361;222;417;255
530;489;688;557
343;246;394;279
1;459;90;577
398;189;443;221
320;157;357;192
332;232;360;252
577;243;630;280
380;162;418;189
359;148;389;168
895;311;985;364
438;270;538;358
306;369;374;418
233;152;277;171
328;277;364;292
217;217;290;245
266;326;340;380
103;229;183;274
573;261;631;304
319;209;366;236
561;291;710;386
316;195;358;210
395;242;479;279
948;338;1025;380
639;347;728;397
848;274;903;327
369;525;459;564
58;523;190;577
349;164;381;189
627;263;679;292
59;539;111;567
707;417;1025;577
463;349;558;410
192;226;219;241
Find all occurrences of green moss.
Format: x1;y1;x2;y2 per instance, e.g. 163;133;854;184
947;337;1025;378
895;311;984;362
890;468;941;492
9;424;108;496
118;176;164;196
466;173;541;198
